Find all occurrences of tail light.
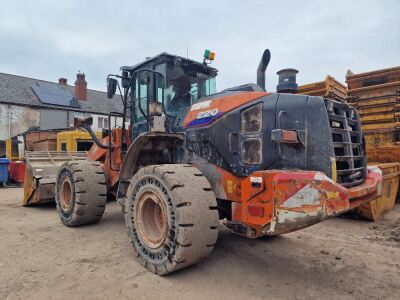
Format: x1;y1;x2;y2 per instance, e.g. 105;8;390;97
248;206;264;217
241;104;262;134
241;138;262;165
241;104;263;165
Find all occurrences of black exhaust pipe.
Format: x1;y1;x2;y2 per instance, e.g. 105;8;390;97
257;49;271;91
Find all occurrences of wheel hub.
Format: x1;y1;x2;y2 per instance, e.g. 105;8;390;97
60;176;73;213
136;190;168;249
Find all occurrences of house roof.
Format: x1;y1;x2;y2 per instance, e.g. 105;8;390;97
0;72;123;115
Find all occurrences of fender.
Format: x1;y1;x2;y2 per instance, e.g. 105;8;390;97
117;132;184;205
119;131;184;180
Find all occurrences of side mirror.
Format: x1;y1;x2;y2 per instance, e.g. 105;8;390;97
107;78;118;99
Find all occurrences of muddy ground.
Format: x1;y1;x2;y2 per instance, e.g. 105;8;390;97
0;187;399;299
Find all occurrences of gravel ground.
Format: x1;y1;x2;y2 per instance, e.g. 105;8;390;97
0;187;399;299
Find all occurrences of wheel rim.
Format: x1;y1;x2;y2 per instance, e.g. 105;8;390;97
136;190;168;249
60;176;73;213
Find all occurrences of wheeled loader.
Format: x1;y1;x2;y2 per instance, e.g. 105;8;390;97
25;49;382;274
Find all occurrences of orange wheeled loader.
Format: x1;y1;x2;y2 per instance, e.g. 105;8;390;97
25;49;382;274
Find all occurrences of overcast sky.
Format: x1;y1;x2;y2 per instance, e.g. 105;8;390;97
0;0;399;93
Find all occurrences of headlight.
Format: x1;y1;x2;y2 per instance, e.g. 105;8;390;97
241;104;262;134
241;138;262;165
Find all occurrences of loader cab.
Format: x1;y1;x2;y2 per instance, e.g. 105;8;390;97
121;53;218;137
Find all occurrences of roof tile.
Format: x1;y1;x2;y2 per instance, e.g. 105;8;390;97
0;72;123;115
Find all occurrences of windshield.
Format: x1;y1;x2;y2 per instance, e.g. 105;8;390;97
131;62;217;125
163;64;216;118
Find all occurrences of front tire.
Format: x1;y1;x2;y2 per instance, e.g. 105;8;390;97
55;160;107;227
125;164;219;275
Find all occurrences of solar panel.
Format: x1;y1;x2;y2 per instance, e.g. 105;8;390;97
31;82;81;108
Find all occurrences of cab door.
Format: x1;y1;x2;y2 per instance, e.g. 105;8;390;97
131;67;166;140
131;74;150;140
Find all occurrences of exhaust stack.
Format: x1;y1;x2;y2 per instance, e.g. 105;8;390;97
257;49;271;91
276;68;299;93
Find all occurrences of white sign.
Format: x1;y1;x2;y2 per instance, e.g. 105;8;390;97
190;100;212;111
250;176;263;183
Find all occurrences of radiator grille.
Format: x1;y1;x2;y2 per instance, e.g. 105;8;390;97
325;99;367;187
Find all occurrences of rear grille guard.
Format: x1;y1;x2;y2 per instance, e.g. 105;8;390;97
324;99;367;187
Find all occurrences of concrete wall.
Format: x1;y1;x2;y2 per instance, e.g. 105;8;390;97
0;104;40;140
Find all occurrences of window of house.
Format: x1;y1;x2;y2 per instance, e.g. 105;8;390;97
98;117;109;129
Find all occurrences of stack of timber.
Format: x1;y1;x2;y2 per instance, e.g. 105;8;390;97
297;75;347;102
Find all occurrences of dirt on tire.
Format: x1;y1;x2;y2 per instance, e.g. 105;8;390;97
55;160;107;227
125;164;219;275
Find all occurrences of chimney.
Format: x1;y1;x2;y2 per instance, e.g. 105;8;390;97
75;72;87;100
58;78;68;85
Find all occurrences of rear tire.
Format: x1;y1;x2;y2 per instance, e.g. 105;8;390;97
55;160;107;227
125;164;219;275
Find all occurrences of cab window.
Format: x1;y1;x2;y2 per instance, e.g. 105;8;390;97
133;78;148;123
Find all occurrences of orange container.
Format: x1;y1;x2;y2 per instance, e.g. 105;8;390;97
357;163;400;220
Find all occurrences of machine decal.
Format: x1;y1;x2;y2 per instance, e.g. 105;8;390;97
227;180;233;193
184;92;267;128
282;184;321;208
326;191;340;199
191;100;212;111
250;176;263;183
186;111;223;128
196;108;219;119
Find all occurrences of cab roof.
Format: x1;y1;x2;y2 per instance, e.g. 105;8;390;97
121;52;218;76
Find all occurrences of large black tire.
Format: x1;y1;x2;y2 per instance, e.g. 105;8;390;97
55;160;107;227
125;164;219;275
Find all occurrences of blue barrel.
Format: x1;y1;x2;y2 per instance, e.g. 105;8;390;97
0;158;10;183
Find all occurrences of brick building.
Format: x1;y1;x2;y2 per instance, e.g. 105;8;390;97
0;72;124;141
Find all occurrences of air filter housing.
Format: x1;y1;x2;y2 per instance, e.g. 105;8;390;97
277;68;299;93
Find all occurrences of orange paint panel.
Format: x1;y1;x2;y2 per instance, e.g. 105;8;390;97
215;166;242;202
228;168;382;238
237;170;275;231
87;127;131;190
87;136;109;161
